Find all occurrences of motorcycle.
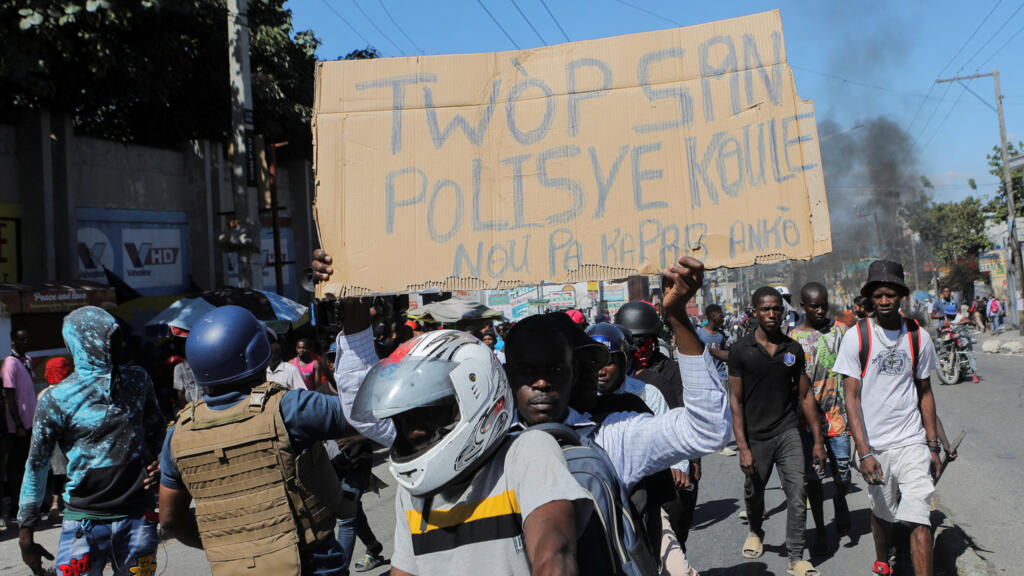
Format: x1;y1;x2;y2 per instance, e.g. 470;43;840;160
936;325;974;385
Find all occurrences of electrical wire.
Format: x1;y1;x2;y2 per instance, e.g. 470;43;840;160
958;1;1024;71
375;0;425;54
508;0;547;45
539;0;571;42
350;0;405;56
938;0;1002;75
920;83;969;153
978;19;1024;69
914;82;954;145
792;65;1004;107
906;83;937;135
474;0;521;49
614;0;683;27
318;0;377;52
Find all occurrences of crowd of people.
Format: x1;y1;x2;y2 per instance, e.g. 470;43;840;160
0;251;963;576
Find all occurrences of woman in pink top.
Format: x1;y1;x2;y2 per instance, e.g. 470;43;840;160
289;338;323;391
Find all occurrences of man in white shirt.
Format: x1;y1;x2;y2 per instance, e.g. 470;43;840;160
265;331;306;391
834;260;942;576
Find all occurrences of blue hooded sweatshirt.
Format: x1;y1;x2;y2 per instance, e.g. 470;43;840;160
18;306;166;527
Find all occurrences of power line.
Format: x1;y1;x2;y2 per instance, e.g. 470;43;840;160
614;0;683;27
474;0;521;49
938;0;1002;75
906;83;937;135
914;82;954;145
508;0;547;45
375;0;424;54
539;0;570;42
921;83;969;152
959;1;1024;71
979;19;1024;68
350;0;405;56
791;65;1007;106
318;0;377;52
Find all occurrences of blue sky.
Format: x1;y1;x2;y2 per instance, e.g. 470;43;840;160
289;0;1024;205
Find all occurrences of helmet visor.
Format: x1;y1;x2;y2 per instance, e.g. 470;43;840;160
353;354;459;421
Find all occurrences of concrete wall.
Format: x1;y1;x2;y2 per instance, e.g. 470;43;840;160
0;125;16;203
1;111;316;301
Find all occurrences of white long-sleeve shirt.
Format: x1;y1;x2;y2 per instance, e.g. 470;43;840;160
334;328;396;446
564;349;732;492
613;375;688;473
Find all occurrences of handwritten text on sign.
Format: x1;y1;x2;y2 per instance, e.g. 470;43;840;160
313;10;831;294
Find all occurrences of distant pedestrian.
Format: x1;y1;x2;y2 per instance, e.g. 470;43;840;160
987;296;1003;333
290;337;325;391
4;329;36;527
835;260;942;576
40;357;73;523
265;330;306;391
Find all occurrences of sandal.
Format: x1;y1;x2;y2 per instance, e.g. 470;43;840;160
787;559;821;576
742;532;763;558
871;561;892;575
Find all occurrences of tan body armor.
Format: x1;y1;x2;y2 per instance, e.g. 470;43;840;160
170;383;344;575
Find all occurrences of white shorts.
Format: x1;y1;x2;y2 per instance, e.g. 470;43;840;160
867;443;934;525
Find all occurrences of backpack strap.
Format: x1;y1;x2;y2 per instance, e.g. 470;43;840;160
905;318;921;380
528;422;584;447
856;318;871;379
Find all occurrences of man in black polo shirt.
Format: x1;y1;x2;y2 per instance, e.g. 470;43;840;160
729;286;826;576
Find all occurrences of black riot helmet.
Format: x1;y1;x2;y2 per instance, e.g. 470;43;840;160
614;301;662;337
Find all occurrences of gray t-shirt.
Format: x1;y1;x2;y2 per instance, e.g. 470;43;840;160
391;429;590;575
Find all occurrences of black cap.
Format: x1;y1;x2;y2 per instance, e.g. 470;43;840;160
505;313;610;369
861;260;910;298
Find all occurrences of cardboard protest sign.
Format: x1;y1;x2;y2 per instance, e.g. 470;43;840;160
313;10;830;295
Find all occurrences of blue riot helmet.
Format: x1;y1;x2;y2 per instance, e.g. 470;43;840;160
186;305;272;388
586;322;633;370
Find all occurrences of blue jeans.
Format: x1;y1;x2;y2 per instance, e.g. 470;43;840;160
336;465;382;570
55;513;159;576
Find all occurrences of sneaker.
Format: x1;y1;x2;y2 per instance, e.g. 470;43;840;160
353;551;387;572
972;374;981;383
718;446;737;456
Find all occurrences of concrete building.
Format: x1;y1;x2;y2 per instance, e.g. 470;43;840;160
0;110;316;300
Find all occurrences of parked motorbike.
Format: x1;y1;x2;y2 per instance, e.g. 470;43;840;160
936;325;974;385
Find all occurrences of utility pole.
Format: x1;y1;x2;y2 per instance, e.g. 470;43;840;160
938;70;1022;333
227;0;262;289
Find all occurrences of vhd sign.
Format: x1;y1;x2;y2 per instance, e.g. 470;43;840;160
122;228;183;287
76;208;190;296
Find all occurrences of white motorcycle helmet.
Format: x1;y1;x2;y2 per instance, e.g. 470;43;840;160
353;330;512;496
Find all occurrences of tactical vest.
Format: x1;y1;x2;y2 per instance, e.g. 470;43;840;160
171;383;344;575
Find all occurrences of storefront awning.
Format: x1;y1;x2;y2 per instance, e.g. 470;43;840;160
0;280;117;315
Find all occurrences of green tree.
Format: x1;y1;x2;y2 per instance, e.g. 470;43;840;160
983;141;1024;220
0;0;318;155
903;195;992;265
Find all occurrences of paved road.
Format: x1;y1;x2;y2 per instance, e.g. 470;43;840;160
0;349;1016;575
